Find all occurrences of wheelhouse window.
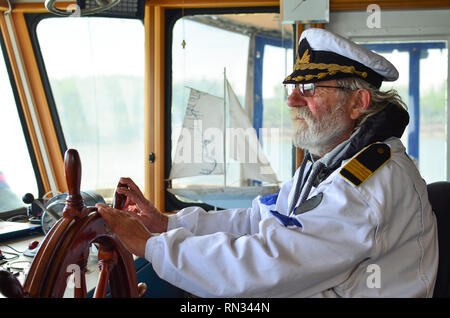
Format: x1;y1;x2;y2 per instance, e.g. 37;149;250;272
169;12;293;209
359;42;448;183
36;17;145;200
0;38;39;217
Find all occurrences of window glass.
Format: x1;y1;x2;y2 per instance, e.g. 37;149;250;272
170;13;293;208
0;42;38;215
360;42;448;183
369;49;410;149
36;18;145;200
262;44;293;183
418;47;447;183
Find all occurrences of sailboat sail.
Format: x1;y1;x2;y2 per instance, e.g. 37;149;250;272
226;80;279;184
170;82;279;185
168;77;279;208
169;88;225;180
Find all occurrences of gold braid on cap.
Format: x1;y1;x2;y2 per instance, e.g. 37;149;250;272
284;49;368;82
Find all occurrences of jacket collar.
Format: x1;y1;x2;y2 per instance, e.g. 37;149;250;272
320;103;409;170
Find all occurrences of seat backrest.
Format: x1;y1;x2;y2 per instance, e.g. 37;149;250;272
427;181;450;298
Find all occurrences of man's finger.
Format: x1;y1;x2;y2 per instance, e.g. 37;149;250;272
119;177;138;191
116;188;142;207
96;204;112;220
116;187;147;208
97;204;121;222
119;177;142;195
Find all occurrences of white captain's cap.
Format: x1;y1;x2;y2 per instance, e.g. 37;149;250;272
283;28;399;88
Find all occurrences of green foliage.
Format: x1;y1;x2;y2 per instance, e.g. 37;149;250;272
420;82;447;124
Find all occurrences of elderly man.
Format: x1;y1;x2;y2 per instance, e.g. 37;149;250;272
97;28;438;297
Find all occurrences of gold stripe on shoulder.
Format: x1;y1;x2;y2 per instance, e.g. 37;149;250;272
339;143;391;186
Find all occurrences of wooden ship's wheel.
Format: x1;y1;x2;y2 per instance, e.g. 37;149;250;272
0;149;146;298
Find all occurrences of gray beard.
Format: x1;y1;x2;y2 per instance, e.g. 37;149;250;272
291;104;353;156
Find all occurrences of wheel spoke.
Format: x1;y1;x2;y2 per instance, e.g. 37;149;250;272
93;249;116;298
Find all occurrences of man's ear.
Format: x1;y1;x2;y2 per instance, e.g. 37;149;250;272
348;88;371;120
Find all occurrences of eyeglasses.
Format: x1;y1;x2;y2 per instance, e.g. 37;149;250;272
284;83;351;97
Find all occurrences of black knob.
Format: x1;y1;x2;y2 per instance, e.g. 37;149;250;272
149;152;156;163
22;193;35;204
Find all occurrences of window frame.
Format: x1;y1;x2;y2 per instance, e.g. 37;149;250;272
0;24;44;218
164;6;295;212
25;14;68;158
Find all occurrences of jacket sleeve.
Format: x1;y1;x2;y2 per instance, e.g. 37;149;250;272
166;197;263;236
146;178;379;298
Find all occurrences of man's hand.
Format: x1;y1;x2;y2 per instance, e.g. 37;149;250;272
96;203;152;258
115;177;168;233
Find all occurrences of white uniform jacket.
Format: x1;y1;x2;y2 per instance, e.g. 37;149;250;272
145;137;438;297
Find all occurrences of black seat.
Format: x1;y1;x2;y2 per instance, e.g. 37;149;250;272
427;181;450;298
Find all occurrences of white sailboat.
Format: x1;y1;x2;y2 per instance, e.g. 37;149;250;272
168;73;279;208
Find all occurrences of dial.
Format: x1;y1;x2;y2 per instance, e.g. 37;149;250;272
40;201;65;234
40;191;106;234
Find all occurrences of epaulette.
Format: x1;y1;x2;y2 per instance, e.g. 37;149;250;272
339;143;391;186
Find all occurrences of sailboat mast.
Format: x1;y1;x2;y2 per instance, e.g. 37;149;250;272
223;67;227;188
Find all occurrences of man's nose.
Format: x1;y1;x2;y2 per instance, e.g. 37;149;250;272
286;89;307;108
